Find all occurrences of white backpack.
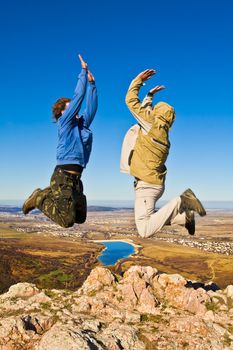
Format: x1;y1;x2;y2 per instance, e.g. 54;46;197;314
120;95;153;174
120;124;140;174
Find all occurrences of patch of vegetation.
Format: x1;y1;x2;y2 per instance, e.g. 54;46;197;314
205;301;219;312
114;273;122;282
211;295;227;307
38;269;73;288
44;289;58;299
227;297;233;310
0;308;28;317
181;341;190;348
49;314;60;324
140;314;162;323
160;303;167;311
62;299;73;312
88;290;97;297
9;296;19;302
31;259;42;267
40;302;51;310
137;332;158;350
223;333;231;347
116;295;123;302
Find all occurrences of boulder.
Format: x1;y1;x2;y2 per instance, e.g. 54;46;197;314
2;283;40;299
225;285;233;298
37;323;102;350
77;267;115;295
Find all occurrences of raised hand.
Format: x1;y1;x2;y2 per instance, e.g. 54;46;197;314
87;70;95;82
78;54;88;70
136;69;156;81
149;85;165;95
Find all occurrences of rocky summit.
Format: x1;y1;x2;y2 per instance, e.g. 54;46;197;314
0;266;233;350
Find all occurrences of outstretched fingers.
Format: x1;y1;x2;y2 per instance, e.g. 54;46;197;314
149;85;166;94
137;69;156;81
78;54;88;70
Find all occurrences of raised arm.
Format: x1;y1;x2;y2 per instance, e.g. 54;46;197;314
141;93;153;110
126;69;166;131
82;70;98;128
141;84;165;109
59;55;88;125
125;69;155;125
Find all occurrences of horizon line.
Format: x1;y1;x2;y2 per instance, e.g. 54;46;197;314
0;199;233;203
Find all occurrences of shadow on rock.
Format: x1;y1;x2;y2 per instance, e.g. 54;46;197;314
185;280;220;292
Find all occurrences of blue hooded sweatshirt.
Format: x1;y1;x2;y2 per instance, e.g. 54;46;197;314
56;68;98;168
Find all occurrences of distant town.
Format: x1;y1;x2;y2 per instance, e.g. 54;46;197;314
1;205;233;256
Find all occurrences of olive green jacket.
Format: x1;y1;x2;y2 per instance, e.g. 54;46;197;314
125;76;175;185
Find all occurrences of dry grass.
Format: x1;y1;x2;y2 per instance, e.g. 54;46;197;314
115;239;233;288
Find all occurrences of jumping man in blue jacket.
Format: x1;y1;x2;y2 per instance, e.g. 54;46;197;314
22;55;98;227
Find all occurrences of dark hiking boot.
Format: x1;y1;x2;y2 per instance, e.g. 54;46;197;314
185;210;195;235
22;188;41;215
75;193;87;224
180;188;206;217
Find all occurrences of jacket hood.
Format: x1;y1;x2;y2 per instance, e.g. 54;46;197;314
153;101;175;127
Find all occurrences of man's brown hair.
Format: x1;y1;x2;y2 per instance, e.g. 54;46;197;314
52;97;71;121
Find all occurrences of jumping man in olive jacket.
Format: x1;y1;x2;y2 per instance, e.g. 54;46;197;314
121;69;206;237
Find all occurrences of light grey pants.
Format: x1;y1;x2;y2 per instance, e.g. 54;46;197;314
134;180;186;238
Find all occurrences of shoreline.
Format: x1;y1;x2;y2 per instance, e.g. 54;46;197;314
91;238;141;252
91;239;142;264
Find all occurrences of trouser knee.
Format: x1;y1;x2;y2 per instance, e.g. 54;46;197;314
136;222;150;238
138;231;147;238
59;219;74;228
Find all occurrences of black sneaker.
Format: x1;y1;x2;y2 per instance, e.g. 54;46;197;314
22;188;41;215
180;188;206;217
185;210;195;235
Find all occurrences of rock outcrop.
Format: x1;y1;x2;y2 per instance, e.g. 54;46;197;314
0;266;233;349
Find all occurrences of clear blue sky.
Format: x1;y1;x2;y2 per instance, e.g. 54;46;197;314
0;0;232;202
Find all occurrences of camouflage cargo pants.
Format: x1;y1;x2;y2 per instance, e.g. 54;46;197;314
35;168;87;228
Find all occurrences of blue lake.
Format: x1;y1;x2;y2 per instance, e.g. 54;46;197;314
97;241;135;266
